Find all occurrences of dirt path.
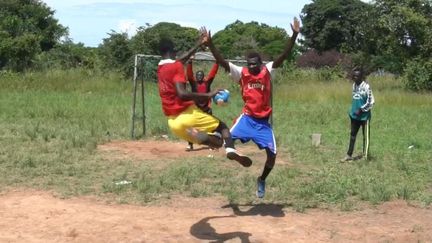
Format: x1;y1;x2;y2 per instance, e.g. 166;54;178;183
0;190;431;243
1;140;430;242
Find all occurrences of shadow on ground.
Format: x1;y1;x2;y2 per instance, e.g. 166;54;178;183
190;203;286;242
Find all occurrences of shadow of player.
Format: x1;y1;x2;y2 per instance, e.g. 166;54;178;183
190;215;252;243
190;203;286;242
221;203;286;217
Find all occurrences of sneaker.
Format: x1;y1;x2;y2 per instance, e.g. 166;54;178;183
256;177;266;198
186;143;193;151
340;155;353;163
210;131;222;138
225;147;252;167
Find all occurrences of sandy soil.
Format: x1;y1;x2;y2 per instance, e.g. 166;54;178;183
1;139;431;243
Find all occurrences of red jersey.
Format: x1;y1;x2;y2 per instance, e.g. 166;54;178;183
186;62;219;110
157;59;193;116
239;65;272;118
196;82;208;93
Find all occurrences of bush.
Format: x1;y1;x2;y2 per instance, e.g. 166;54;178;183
316;66;345;82
296;49;351;69
33;41;100;70
403;58;432;91
275;62;346;83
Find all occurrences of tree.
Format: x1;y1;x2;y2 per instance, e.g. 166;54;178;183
300;0;373;53
129;22;200;55
99;31;133;76
211;20;293;60
371;0;432;73
0;0;67;71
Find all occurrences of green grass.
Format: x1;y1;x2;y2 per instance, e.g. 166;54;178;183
0;68;431;210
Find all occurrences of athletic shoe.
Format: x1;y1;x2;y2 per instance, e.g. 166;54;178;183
340;155;353;163
185;143;193;151
225;147;252;167
210;131;222;138
256;177;266;198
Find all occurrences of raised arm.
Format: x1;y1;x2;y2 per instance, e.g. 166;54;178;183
200;27;230;72
186;59;195;82
204;63;219;92
206;63;219;81
186;59;198;92
177;32;206;63
272;17;300;69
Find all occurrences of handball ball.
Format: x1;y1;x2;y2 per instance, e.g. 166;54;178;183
213;89;230;106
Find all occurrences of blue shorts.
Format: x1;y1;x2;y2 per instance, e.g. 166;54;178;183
230;114;277;154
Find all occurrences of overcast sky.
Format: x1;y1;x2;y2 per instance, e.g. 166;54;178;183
41;0;315;47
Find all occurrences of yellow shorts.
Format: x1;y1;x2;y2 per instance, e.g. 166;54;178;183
168;105;220;144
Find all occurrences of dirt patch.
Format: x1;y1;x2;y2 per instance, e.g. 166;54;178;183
98;139;224;161
0;189;431;242
98;139;292;165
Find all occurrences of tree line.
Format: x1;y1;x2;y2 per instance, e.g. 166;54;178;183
1;0;431;90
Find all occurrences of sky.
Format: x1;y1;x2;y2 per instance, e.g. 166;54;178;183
41;0;313;47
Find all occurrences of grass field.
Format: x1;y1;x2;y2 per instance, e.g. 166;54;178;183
1;67;431;211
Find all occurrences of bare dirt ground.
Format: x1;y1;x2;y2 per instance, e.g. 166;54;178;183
1;139;431;243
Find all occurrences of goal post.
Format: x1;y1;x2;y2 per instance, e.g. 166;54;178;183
130;54;159;139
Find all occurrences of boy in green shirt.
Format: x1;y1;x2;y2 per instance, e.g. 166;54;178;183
341;67;375;162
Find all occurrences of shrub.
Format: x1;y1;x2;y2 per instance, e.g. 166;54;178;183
296;49;351;69
403;58;432;91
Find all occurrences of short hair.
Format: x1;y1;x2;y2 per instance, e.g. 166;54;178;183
350;66;365;79
246;51;262;63
159;38;174;55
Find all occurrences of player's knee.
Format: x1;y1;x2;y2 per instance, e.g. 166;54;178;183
215;121;227;131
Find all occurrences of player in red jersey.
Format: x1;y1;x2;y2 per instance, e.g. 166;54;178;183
185;58;219;151
157;35;251;167
202;17;300;198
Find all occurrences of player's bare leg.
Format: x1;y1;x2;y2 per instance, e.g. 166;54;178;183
186;128;223;148
256;149;275;198
217;123;252;167
186;126;252;167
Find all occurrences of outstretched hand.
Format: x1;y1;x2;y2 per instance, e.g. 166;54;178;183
199;26;212;46
209;88;224;98
290;17;300;33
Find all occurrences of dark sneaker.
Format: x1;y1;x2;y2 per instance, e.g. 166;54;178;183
185;143;193;151
340;155;353;163
256;177;266;198
225;148;252;167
